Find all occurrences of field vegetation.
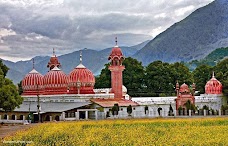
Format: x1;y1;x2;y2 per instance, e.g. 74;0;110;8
3;117;228;145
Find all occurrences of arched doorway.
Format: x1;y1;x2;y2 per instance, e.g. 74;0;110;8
3;114;7;120
45;115;50;121
12;115;16;120
157;107;162;116
79;111;85;119
55;115;60;121
19;115;23;120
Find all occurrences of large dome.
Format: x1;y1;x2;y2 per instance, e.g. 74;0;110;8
68;63;95;94
205;74;222;94
22;69;44;95
43;66;68;95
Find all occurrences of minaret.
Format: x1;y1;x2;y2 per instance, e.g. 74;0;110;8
192;83;196;95
108;37;125;99
47;48;61;70
176;80;179;96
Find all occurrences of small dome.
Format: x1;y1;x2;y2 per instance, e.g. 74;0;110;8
179;83;190;93
22;69;44;95
122;85;127;93
205;74;222;94
108;46;124;60
68;64;95;94
43;66;68;95
50;56;59;64
47;56;61;70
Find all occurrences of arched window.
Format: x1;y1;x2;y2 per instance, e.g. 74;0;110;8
45;115;50;121
3;114;7;120
12;115;16;120
55;115;60;121
19;115;23;120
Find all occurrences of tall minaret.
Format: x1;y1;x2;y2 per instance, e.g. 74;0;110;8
108;37;125;99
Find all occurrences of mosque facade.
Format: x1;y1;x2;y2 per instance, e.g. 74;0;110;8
0;40;225;122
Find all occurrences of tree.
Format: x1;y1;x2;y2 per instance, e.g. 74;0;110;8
95;57;145;96
17;81;23;95
94;63;111;88
0;60;23;111
0;80;23;111
127;105;132;116
170;62;193;86
0;60;9;77
122;57;145;96
184;100;196;115
193;64;212;94
214;58;228;97
145;61;175;96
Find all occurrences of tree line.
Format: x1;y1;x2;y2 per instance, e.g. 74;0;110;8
0;60;23;111
0;57;227;112
95;57;228;98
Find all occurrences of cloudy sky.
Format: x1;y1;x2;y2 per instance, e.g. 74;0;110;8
0;0;214;62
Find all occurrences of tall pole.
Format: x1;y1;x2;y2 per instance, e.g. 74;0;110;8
28;100;31;122
37;84;41;123
76;80;81;94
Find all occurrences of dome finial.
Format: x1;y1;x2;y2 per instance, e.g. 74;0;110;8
115;37;118;47
32;58;35;69
53;48;56;57
80;50;82;64
212;71;215;78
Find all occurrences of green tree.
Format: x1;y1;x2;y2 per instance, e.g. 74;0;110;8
122;57;145;96
184;100;196;111
193;64;212;94
0;60;9;77
95;57;145;96
170;62;193;86
0;60;23;111
17;81;23;95
214;58;228;97
95;63;111;88
145;61;174;96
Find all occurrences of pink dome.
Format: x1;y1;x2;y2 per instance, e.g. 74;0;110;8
22;69;44;95
108;46;124;60
179;83;190;93
68;64;95;94
43;66;68;95
205;74;222;94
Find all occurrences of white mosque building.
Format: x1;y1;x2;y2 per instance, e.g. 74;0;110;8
0;40;225;122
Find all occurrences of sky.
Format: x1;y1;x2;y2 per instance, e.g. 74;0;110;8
0;0;214;62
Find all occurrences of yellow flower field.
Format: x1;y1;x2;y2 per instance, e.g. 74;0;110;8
2;117;228;146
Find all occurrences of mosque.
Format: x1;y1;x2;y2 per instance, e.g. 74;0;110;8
0;39;224;122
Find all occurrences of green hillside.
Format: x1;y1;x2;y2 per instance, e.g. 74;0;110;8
187;47;228;70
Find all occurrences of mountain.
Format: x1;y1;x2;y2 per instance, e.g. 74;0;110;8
186;47;228;70
2;40;149;84
134;0;228;65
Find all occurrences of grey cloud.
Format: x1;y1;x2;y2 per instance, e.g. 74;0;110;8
0;0;214;61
